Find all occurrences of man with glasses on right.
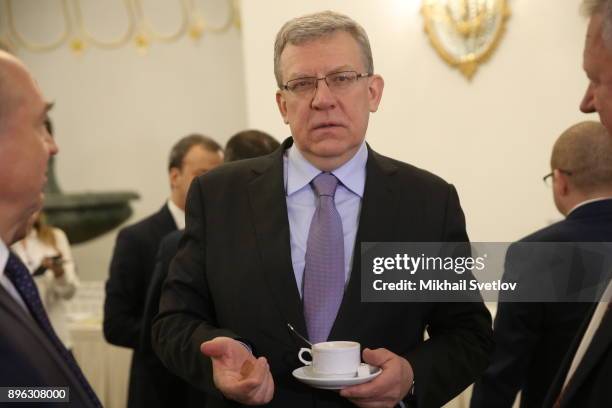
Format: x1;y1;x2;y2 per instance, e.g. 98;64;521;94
471;121;612;408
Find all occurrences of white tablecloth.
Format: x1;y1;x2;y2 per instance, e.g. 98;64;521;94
70;320;132;408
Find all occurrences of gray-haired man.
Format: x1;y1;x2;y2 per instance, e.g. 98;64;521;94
581;0;612;132
540;1;612;406
153;11;492;408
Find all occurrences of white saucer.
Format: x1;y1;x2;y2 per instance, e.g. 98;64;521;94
292;364;382;390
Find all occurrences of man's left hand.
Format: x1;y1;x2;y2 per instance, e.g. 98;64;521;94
340;348;413;408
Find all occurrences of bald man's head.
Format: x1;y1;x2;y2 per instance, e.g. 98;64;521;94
0;51;58;244
0;51;28;133
551;121;612;194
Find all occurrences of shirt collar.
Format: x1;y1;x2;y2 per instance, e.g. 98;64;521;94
0;238;8;278
286;141;368;197
167;199;185;230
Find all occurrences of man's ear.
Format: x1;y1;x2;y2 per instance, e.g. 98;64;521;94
368;74;384;113
169;167;180;190
276;90;289;124
553;169;570;197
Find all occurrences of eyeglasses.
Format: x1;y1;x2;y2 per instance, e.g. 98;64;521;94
282;71;372;95
543;169;573;187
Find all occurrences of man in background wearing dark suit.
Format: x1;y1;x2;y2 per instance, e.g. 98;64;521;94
139;130;280;407
152;11;492;408
104;134;223;408
0;50;101;407
471;121;612;408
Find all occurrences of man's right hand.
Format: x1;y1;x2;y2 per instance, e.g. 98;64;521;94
200;336;274;405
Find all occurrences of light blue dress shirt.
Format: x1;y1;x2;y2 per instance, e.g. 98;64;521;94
283;141;367;297
0;238;29;312
283;144;409;406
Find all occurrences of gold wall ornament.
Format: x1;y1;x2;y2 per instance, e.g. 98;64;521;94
69;37;85;54
0;0;239;54
188;18;205;40
421;0;511;80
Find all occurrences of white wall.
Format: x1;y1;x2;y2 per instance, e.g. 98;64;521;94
9;0;247;280
239;0;591;241
6;0;594;279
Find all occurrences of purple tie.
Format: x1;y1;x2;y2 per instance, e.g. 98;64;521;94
5;252;102;407
303;172;345;344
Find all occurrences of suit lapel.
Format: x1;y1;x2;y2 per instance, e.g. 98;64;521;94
329;148;400;340
156;204;179;233
0;285;80;384
247;139;308;340
562;305;612;404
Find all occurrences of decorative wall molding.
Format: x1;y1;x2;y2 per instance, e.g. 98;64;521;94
0;0;239;54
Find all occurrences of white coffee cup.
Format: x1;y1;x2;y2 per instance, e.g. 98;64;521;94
298;341;361;378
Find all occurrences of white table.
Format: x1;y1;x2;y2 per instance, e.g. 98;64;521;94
70;320;132;408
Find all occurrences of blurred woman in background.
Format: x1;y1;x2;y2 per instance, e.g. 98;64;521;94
12;211;79;351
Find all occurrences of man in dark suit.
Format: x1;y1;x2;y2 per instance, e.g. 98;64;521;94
0;50;101;407
152;11;492;408
541;2;612;405
471;121;612;408
104;134;223;408
543;286;611;408
138;131;280;407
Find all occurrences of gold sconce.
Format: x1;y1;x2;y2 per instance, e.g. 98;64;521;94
421;0;511;80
